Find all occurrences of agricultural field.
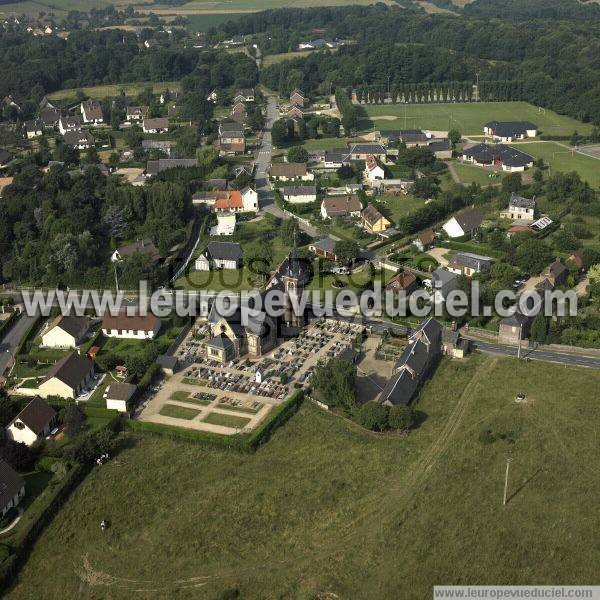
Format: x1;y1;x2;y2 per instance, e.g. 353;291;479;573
0;0;141;18
362;101;593;137
263;49;335;67
513;141;600;189
47;81;181;102
6;355;600;598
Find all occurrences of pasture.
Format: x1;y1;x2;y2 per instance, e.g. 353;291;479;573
6;355;600;598
363;101;593;137
47;81;181;102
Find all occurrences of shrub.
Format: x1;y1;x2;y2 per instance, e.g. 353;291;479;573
388;405;415;431
358;401;388;431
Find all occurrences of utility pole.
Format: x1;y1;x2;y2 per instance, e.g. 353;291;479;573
503;457;512;506
517;323;522;359
114;262;119;293
387;74;391;97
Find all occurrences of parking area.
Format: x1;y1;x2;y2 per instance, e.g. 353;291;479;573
137;318;365;434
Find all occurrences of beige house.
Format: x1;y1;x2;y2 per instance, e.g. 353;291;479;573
41;314;89;348
6;397;57;446
101;311;161;340
38;352;95;399
105;382;137;412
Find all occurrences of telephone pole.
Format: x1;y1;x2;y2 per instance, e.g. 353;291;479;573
114;262;120;293
503;457;512;506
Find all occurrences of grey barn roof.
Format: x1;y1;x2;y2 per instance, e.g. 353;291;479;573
509;192;536;210
204;241;243;262
485;121;536;137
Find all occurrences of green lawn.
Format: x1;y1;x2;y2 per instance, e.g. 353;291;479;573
158;403;201;420
169;391;193;403
452;161;505;186
202;411;251;428
306;267;391;296
363;101;592;136
263;49;324;67
7;355;600;598
374;194;426;223
513;142;600;189
47;80;182;102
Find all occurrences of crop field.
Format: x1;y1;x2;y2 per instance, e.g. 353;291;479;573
362;101;593;136
6;355;600;598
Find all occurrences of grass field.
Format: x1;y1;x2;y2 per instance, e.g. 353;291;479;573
375;194;426;223
47;81;181;102
202;411;251;428
159;403;201;420
6;355;600;598
184;12;246;31
363;101;593;136
452;161;505;187
263;49;335;67
512;142;600;189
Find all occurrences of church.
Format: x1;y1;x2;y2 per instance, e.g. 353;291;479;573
205;239;310;363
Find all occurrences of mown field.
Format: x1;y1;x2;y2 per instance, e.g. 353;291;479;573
47;81;181;102
6;355;600;598
363;101;593;136
0;0;141;18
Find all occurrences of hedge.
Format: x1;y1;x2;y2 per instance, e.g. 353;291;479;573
125;389;304;453
441;241;504;259
0;312;17;341
15;314;43;356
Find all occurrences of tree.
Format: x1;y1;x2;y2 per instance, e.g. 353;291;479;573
358;401;388;431
287;146;308;163
62;402;86;437
280;218;299;245
271;119;288;147
502;172;522;194
311;358;357;412
388;404;416;431
333;240;359;265
448;129;461;146
530;312;548;343
515;239;553;274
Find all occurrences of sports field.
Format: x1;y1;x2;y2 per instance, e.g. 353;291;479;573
512;141;600;189
6;356;600;598
363;101;593;136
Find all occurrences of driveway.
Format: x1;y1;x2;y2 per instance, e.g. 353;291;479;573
426;247;450;267
0;313;36;377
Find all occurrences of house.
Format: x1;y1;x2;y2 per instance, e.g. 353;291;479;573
290;89;305;107
540;259;569;288
145;158;197;177
321;195;362;219
567;251;584;271
309;237;337;261
58;115;81;135
428;139;453;159
447;252;493;277
500;193;536;221
282;186;317;204
379;317;442;406
24;119;43;138
234;89;255;103
126;106;149;121
63;130;94;149
385;270;417;295
213;190;244;213
231;101;247;123
484;121;537;142
6;397;57;446
442;207;483;239
462;143;534;172
0;177;13;198
0;149;13;166
195;241;243;271
41;314;89;348
380;129;432;147
141;139;172;155
156;355;178;376
111;239;162;264
347;143;386;161
102;311;161;340
211;213;237;236
498;310;531;345
0;459;25;519
361;203;391;234
80;100;103;124
241;187;259;212
364;155;385;183
288;105;304;120
234;165;253;179
269;162;314;181
40;106;61;128
38;351;95;399
323;149;353;169
105;382;137;412
413;229;435;252
143;118;169;133
430;268;459;303
219;122;245;154
298;39;336;50
441;329;469;358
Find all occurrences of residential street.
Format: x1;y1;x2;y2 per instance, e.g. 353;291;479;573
0;313;36;377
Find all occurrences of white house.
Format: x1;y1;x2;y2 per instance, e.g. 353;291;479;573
282;186;317;204
63;130;94;149
364;154;385;184
483;121;537;142
143;117;169;134
58;115;81;135
269;163;314;182
41;314;89;348
101;311;161;340
0;459;25;519
24;119;43;139
320;195;362;219
6;397;57;446
500;193;536;221
38;352;95;400
105;382;137;412
80;100;104;125
195;241;243;271
241;186;259;212
126;105;149;121
442;207;483;239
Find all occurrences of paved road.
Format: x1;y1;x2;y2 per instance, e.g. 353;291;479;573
0;313;37;376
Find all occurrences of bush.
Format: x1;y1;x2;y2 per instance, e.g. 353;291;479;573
358;401;388;431
388;405;415;431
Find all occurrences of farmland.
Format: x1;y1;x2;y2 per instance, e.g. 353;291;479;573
362;101;593;137
47;81;181;102
6;355;600;598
